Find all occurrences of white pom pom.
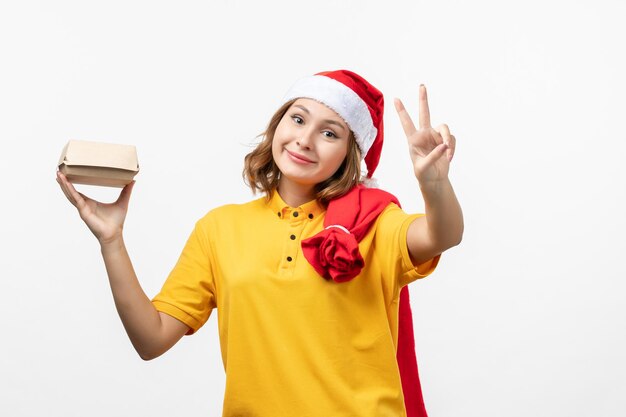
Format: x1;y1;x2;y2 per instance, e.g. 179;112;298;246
361;176;379;188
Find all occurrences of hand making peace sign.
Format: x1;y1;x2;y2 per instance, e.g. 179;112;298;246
394;84;456;184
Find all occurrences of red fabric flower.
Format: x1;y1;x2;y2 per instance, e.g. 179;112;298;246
302;226;364;282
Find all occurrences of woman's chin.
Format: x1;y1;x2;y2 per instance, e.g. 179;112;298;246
277;166;321;187
280;173;318;187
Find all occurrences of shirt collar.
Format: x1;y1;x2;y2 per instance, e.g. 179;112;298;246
267;189;325;220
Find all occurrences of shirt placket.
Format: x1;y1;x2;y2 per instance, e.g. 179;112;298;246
279;207;306;277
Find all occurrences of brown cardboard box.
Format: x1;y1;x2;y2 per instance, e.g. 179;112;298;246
58;140;139;187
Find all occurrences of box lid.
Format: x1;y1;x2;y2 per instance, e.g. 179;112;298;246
58;140;139;172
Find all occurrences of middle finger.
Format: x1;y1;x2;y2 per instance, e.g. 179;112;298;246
419;84;431;129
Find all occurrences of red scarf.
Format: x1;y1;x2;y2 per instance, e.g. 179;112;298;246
301;185;428;417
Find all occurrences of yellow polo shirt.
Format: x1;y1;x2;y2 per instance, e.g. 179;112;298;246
151;190;440;417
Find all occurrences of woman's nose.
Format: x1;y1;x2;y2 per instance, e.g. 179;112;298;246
296;128;315;148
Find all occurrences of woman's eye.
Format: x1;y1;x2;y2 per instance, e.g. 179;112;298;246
291;115;303;124
323;131;337;138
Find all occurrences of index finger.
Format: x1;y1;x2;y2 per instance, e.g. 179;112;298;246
393;98;417;138
419;84;431;129
57;171;86;208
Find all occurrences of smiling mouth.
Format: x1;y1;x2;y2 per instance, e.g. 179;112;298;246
286;149;315;164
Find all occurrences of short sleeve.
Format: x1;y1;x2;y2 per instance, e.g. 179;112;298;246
151;218;217;335
374;203;441;293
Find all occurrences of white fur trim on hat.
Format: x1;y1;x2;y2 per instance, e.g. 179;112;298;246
283;75;377;159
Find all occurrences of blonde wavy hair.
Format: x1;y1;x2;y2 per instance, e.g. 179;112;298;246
243;99;362;205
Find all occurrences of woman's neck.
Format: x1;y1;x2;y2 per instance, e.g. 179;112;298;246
276;178;316;207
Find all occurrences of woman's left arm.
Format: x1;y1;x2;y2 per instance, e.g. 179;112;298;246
394;85;464;265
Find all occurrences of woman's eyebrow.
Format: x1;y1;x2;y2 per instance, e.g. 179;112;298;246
293;104;346;132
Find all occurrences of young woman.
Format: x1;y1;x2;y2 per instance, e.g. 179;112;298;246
56;69;463;417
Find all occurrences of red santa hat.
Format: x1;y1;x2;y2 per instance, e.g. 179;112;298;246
285;70;430;417
283;69;384;179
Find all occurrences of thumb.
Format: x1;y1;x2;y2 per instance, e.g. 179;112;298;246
116;180;135;208
421;143;448;167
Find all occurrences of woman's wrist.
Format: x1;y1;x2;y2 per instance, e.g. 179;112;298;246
99;233;125;254
418;176;451;195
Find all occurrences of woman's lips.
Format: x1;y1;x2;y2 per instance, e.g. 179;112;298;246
286;149;315;164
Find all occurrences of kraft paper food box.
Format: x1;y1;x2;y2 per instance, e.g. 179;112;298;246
58;140;139;187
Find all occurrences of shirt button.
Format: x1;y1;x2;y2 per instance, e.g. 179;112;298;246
308;213;314;219
293;211;299;217
287;256;293;262
290;234;296;240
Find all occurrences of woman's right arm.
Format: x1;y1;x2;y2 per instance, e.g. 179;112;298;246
56;171;189;360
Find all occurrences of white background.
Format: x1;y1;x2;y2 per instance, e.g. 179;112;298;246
1;1;625;416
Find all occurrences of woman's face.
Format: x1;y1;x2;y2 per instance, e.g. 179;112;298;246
272;98;351;188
